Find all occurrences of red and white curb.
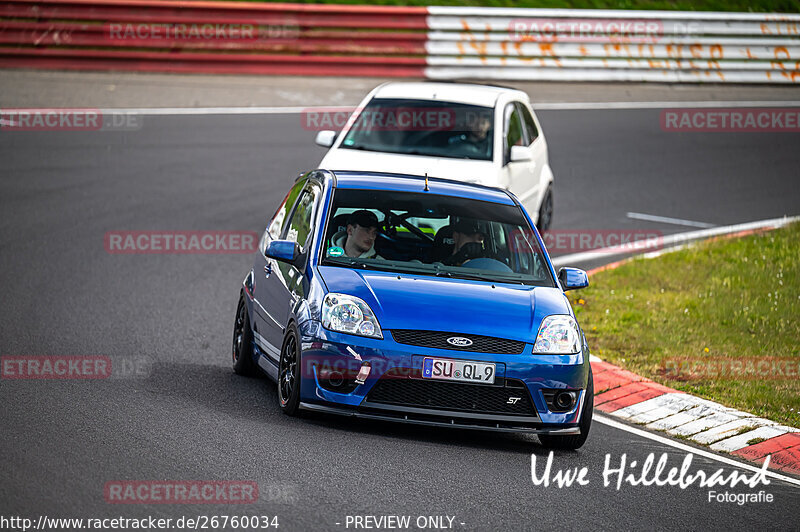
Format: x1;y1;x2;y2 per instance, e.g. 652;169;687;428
590;359;800;476
580;216;800;477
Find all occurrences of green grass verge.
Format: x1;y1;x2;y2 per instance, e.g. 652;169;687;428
231;0;799;14
572;223;800;427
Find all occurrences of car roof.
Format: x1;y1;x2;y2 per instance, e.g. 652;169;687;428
370;82;529;108
325;170;517;206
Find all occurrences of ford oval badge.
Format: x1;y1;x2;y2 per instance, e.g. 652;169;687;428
447;336;473;347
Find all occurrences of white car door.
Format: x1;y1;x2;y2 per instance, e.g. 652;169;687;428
501;102;539;216
517;103;548;219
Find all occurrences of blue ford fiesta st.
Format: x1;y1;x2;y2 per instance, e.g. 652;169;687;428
232;170;593;449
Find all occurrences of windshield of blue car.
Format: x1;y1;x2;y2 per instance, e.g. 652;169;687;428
339;99;494;161
320;188;555;287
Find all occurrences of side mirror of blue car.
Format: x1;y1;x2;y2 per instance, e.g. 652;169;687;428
265;240;304;269
558;267;589;291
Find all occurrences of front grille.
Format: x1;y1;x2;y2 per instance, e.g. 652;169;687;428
365;368;535;416
391;330;526;354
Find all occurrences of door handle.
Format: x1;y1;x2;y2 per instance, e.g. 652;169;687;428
264;263;272;277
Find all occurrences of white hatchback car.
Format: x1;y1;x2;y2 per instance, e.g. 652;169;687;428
314;82;555;230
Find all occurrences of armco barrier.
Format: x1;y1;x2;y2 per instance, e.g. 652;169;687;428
0;0;429;76
1;0;798;83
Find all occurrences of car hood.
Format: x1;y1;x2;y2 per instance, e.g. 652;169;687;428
317;266;570;344
319;149;497;184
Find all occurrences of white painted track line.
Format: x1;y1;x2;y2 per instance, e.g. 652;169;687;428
533;100;800;110
594;414;800;487
627;211;716;229
85;100;800;115
96;106;353;115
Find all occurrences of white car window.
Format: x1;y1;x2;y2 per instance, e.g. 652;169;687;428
504;103;525;160
518;104;539;144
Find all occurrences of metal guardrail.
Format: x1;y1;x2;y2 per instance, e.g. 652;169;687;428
1;1;798;83
0;0;429;76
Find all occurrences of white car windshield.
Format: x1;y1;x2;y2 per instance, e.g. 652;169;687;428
340;98;494;161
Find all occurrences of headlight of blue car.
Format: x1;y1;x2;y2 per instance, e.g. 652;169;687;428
533;315;581;354
322;293;383;339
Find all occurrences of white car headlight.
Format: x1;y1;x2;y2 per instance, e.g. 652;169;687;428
322;293;383;339
533;315;581;354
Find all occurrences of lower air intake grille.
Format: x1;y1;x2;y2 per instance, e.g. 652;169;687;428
365;369;535;416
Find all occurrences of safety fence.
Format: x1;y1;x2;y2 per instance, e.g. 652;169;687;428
1;0;799;82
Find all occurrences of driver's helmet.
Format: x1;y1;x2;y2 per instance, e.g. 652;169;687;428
451;216;488;236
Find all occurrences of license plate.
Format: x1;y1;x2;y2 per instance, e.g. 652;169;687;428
422;357;496;384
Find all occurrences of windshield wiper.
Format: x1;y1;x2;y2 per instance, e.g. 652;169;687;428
324;257;368;269
446;270;527;285
433;263;523;284
341;143;378;152
325;257;431;276
429;263;451;277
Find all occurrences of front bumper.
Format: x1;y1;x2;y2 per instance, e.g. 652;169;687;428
298;402;581;435
298;322;590;432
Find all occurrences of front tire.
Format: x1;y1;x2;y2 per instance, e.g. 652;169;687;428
232;294;257;376
538;367;593;450
277;324;302;416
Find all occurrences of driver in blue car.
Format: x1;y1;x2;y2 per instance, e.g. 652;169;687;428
442;217;488;266
331;209;383;259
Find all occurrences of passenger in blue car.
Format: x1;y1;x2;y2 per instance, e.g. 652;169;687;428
331;209;383;259
442;217;489;266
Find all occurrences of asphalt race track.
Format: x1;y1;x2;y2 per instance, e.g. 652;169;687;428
1;110;799;530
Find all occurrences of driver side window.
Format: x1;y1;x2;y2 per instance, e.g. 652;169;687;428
283;182;321;252
260;178;307;255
